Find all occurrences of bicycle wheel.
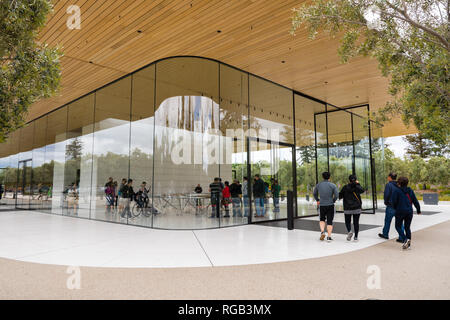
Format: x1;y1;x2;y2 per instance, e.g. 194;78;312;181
131;203;142;217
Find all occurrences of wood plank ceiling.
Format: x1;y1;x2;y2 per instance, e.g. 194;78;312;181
29;0;417;137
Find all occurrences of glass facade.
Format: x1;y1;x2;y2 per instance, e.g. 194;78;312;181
0;57;377;227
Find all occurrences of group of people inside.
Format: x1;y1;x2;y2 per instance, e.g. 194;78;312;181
104;177;157;218
206;175;282;218
313;171;420;250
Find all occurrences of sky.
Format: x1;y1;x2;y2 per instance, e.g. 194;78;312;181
384;135;408;158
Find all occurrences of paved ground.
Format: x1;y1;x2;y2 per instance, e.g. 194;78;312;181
1;219;449;300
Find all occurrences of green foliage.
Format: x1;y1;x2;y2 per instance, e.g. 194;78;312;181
0;0;62;143
375;144;449;190
291;0;450;146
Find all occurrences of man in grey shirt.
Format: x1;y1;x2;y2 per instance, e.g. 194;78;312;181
313;171;339;242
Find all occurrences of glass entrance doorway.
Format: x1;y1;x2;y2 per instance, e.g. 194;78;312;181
16;159;32;210
250;138;295;221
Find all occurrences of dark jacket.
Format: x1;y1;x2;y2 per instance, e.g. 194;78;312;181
253;179;266;198
384;181;398;207
391;186;421;215
229;183;242;198
120;185;134;199
194;186;202;194
339;182;365;211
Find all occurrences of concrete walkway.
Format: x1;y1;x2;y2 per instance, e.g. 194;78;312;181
1;219;449;299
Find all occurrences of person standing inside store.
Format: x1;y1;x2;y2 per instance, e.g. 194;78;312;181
120;179;134;219
379;172;405;242
222;181;232;218
194;184;203;213
253;174;266;218
391;177;421;250
313;172;339;242
230;179;243;217
209;178;223;218
339;175;365;241
272;180;281;214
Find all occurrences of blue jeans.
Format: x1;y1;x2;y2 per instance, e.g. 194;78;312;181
243;196;249;217
383;206;405;240
255;197;265;216
273;197;280;213
232;197;242;217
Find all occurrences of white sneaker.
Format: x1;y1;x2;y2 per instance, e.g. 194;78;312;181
346;232;353;241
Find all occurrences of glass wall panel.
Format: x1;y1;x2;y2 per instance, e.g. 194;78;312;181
45;108;68;214
315;112;328;182
129;65;155;227
0;57;379;223
249;75;294;221
30;117;48;210
295;95;325;216
352;106;374;210
219;64;249;227
4;130;20;209
327;107;353;211
0;135;15;210
17;123;34;209
371;125;384;209
154;57;220;229
64;95;95;218
91;77;131;223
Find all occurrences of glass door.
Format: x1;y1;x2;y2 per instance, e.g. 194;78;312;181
250;138;295;221
16;159;32;210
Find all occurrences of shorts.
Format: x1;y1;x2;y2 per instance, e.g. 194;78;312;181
319;205;335;225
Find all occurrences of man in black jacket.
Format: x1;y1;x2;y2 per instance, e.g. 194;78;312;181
253;174;266;217
339;175;365;241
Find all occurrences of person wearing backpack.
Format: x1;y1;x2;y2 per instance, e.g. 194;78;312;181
391;177;421;250
339;175;365;242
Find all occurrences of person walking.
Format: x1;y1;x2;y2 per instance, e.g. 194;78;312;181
230;179;243;217
272;180;281;214
253;174;266;218
379;172;405;242
242;177;250;217
391;177;421;250
313;172;339;242
339;175;365;242
209;178;223;218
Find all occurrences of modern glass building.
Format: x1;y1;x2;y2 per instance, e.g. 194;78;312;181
0;56;383;230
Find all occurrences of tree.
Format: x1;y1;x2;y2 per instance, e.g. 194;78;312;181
0;0;62;143
291;0;450;146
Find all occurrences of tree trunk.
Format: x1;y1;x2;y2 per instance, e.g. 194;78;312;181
423;183;427;190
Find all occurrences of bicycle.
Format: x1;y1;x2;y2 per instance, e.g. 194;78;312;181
132;194;158;218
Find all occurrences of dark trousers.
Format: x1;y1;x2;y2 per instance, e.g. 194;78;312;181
395;212;413;240
344;214;360;237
